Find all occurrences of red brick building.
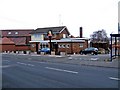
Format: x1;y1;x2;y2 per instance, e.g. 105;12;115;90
1;29;34;52
0;37;15;52
30;26;88;54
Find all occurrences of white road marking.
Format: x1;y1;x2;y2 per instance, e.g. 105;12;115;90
0;65;13;68
45;67;78;74
90;58;98;60
109;77;120;81
38;62;46;64
17;62;27;65
17;62;34;67
31;55;41;56
27;64;34;66
3;60;10;62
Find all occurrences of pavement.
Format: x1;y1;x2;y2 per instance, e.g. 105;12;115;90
1;52;119;68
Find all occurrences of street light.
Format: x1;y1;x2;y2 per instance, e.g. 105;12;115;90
47;30;53;55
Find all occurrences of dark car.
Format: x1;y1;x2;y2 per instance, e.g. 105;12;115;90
80;47;98;55
38;48;50;54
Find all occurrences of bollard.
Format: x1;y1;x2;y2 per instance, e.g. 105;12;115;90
23;51;26;54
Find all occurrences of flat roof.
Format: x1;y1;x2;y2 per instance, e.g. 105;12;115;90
29;39;85;43
110;34;120;37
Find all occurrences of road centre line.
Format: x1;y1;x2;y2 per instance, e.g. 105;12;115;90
17;62;34;66
45;67;78;74
3;60;10;62
0;65;13;68
27;64;34;66
17;62;27;65
109;77;120;81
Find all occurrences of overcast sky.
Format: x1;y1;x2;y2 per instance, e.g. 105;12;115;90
0;0;119;38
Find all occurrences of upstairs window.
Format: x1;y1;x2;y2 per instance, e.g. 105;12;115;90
8;32;11;35
15;32;18;34
63;34;66;38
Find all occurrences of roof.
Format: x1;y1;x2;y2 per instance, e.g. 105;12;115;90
1;29;34;37
0;37;15;44
30;26;70;34
61;38;89;40
29;38;85;43
110;34;120;37
9;37;26;45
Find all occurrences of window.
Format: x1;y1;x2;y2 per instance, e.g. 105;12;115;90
80;43;83;47
15;32;18;34
59;44;62;48
31;44;35;47
62;44;66;48
63;34;66;38
66;44;70;48
8;32;11;35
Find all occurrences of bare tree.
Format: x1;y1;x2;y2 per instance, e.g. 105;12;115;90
90;29;109;43
90;29;109;51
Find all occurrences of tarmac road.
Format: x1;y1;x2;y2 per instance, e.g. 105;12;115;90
2;54;119;88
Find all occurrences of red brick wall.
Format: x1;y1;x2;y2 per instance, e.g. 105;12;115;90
58;40;88;54
0;44;15;52
15;45;30;51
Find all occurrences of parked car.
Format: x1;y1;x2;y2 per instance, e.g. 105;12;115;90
79;47;98;55
38;48;50;54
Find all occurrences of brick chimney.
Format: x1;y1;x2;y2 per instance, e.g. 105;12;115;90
80;27;83;38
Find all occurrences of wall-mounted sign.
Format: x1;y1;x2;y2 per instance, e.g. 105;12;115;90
47;30;53;37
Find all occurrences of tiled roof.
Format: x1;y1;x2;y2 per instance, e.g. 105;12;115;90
0;37;15;44
30;26;68;34
1;29;34;37
9;37;26;45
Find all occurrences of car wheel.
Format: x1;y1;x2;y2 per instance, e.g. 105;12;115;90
91;52;94;55
95;53;98;55
80;52;83;55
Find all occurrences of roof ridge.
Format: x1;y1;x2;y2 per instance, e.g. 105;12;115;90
36;26;66;29
1;29;34;31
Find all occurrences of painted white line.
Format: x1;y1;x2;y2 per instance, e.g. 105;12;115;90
17;62;27;65
31;55;41;56
0;65;13;68
109;77;120;81
3;60;10;62
90;58;98;60
17;62;34;66
38;62;46;64
27;64;34;66
45;67;78;74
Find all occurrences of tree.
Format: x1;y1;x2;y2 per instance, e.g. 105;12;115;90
90;29;109;43
90;29;109;50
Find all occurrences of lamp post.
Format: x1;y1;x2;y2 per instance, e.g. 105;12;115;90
47;30;52;55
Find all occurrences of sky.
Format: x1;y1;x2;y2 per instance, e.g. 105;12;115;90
0;0;119;38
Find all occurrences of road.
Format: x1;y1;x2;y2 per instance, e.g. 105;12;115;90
2;54;119;88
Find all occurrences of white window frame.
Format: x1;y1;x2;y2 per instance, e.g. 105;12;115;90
8;32;11;35
80;43;83;48
15;32;18;34
59;44;62;48
62;44;66;48
66;44;70;48
63;34;66;38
